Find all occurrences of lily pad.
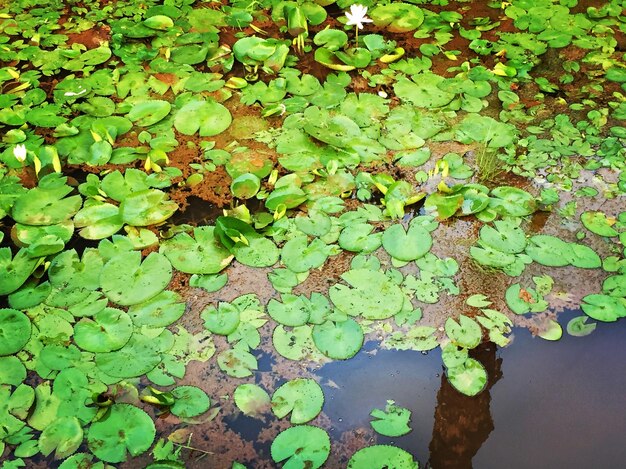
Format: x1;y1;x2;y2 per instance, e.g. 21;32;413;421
217;348;257;378
447;358;487;396
127;100;171;127
174;99;232;136
160;226;234;274
87;404;155;463
271;425;330;469
202;302;240;335
445;315;482;349
581;294;626;322
119;189;178;226
0;248;40;295
171;386;210;418
581;211;618;237
329;269;404;320
271;378;324;424
95;333;165;378
234;384;271;417
347;445;418;469
73;308;133;353
370;401;412;437
312;318;363;360
0;308;31;355
382;222;432;261
100;252;172;306
128;291;186;328
525;235;572;267
281;235;330;273
38;416;83;459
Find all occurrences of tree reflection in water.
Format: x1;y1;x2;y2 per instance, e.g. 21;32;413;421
427;343;502;469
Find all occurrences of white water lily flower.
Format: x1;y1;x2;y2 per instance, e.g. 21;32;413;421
13;144;27;162
345;4;373;30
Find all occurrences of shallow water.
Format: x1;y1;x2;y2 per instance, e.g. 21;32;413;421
315;310;626;468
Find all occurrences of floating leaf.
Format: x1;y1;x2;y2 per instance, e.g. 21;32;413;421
581;211;618;237
0;248;40;295
160;226;233;274
73;308;133;352
128;291;186;328
347;445;418;469
581;294;626;322
95;333;165;378
38;416;83;459
119;189;178;226
234;384;271;417
202;302;240;335
271;378;324;424
171;386;210;418
525;235;572;267
329;269;404;320
537;319;562;341
382;221;432;261
447;358;487;396
174;99;232;136
100;252;172;306
271;426;330;469
281;235;331;273
312;319;363;360
217;349;257;378
445;315;482;349
87;404;155;463
0;308;31;355
566;316;597;337
127;100;171;127
370;401;412;437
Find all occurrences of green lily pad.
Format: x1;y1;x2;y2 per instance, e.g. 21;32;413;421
447;358;487;396
272;325;321;361
537;319;562;341
268;294;311;327
370;401;412;437
382;221;432;261
202;302;240;335
0;356;26;386
581;294;626;322
479;218;527;254
339;223;383;253
281;235;330;273
271;378;324;424
95;333;164;378
58;453;104;469
0;248;40;295
566;243;601;269
87;404;155;463
329;269;404;320
489;186;536;217
234;384;271;417
127;100;171;127
100;251;172;306
347;445;418;469
74;308;133;353
11;174;82;226
160;226;234;274
271;425;330;469
217;348;257;378
231;173;261;199
171;386;210;418
232;235;280;268
74;203;124;240
445;315;482;349
0;308;31;355
38;416;83;459
525;235;572;267
581;211;619;237
312;318;363;360
371;4;425;32
128;291;186;328
174;99;232;136
566;316;596;337
119;189;178;226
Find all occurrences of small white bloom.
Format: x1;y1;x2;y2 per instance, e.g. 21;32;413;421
345;4;373;30
13;144;27;162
